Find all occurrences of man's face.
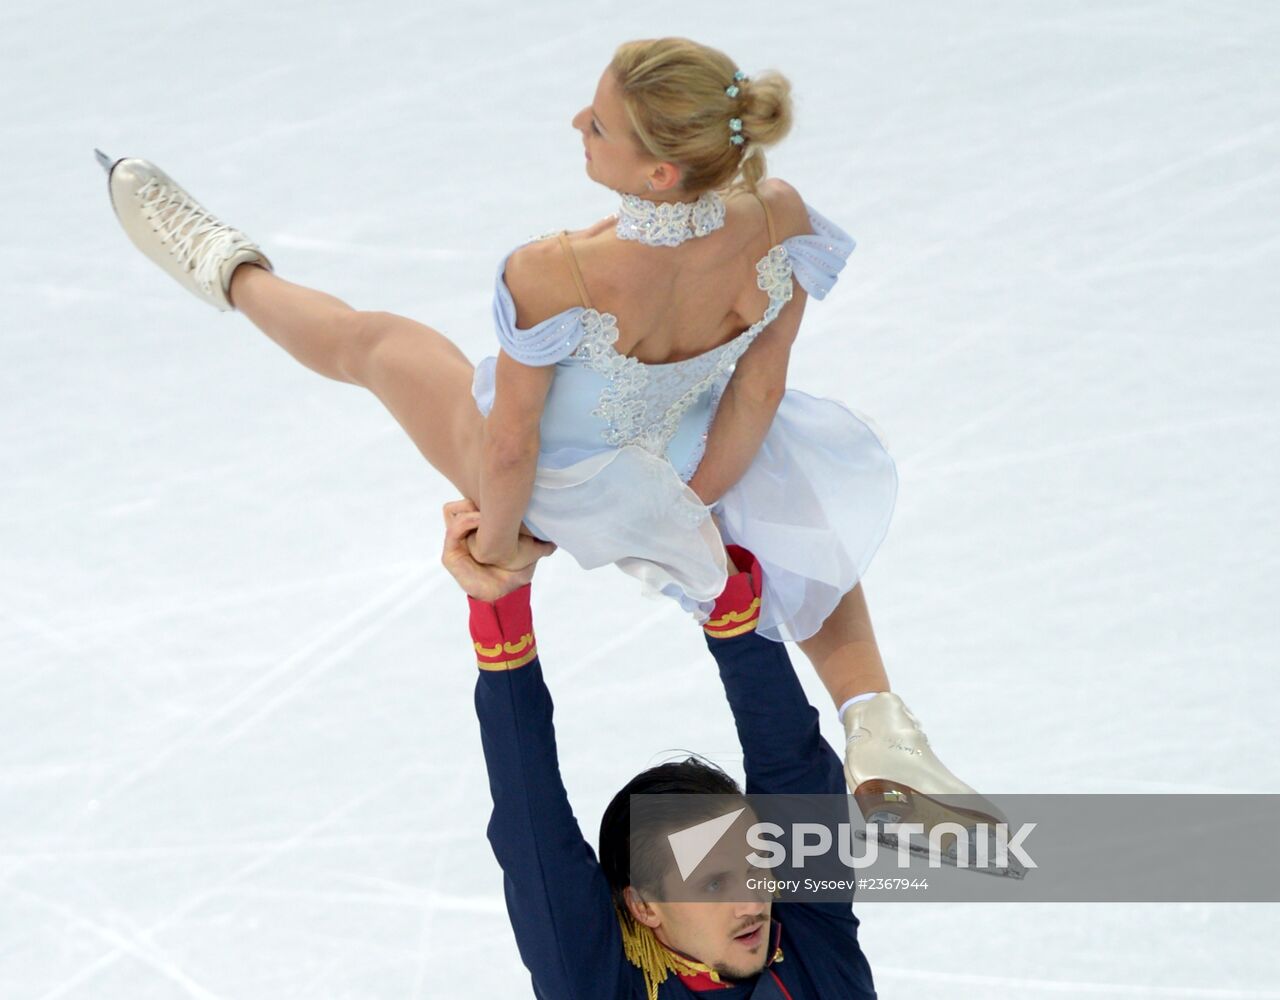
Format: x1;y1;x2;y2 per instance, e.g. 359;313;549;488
636;813;774;981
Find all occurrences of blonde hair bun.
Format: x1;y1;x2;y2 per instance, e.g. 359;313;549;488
611;38;794;194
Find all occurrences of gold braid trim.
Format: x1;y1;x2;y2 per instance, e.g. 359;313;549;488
617;908;723;1000
704;618;759;639
618;911;668;1000
704;597;761;629
473;633;534;657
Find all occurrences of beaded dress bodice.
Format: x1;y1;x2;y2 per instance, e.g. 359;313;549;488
565;244;795;459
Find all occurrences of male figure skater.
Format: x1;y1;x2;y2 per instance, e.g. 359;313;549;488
440;499;876;999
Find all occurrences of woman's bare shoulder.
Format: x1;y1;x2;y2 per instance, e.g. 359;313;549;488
503;237;580;328
757;178;812;240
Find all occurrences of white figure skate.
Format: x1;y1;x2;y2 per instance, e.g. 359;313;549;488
95;150;271;311
844;693;1024;878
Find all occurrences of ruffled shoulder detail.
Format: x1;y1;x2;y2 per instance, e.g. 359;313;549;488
782;204;856;300
491;247;589;366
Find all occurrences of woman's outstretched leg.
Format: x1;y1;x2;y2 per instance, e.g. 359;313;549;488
98;154;484;500
229;264;483;499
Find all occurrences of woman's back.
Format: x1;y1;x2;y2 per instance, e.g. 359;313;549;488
505;179;813;366
490;182;810;481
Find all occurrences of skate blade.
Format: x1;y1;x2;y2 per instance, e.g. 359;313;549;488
94;148;118;176
853;779;1026;879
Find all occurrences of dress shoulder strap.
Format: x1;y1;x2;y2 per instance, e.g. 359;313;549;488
555;231;594;309
752;191;778;246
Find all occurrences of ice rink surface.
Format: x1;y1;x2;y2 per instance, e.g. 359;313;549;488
3;0;1279;996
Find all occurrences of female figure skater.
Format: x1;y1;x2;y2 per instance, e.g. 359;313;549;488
99;37;1001;846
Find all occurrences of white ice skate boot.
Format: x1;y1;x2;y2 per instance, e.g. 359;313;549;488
96;149;271;311
844;693;1023;877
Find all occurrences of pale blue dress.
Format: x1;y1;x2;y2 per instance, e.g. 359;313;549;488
471;205;897;643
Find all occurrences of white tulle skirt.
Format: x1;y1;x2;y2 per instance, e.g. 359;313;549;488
515;388;898;644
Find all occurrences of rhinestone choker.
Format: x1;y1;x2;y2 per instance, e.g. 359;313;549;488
615;191;726;247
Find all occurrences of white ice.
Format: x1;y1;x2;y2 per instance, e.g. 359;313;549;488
3;1;1279;997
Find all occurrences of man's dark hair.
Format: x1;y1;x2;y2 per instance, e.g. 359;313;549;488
598;756;744;917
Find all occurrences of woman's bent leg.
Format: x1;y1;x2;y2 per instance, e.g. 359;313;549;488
229;264;483;498
797;583;890;709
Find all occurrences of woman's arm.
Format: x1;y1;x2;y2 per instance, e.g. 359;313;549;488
471;240;573;565
472;350;554;564
686;376;783;507
687;180;813;506
686;289;806;505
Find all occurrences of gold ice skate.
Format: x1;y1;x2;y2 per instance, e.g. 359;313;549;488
843;692;1024;878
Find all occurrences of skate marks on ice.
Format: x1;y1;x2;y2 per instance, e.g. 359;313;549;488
16;765;482;1000
47;566;445;836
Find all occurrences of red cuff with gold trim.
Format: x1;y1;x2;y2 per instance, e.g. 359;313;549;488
703;545;763;640
468;584;537;671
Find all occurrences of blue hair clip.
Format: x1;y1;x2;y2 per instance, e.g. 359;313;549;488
727;74;748;149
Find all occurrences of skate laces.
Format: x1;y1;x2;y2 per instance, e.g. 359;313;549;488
136;178;254;294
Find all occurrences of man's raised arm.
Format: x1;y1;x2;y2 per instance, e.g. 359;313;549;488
440;502;631;1000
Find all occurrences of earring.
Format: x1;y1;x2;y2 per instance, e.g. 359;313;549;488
645;180;654;192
